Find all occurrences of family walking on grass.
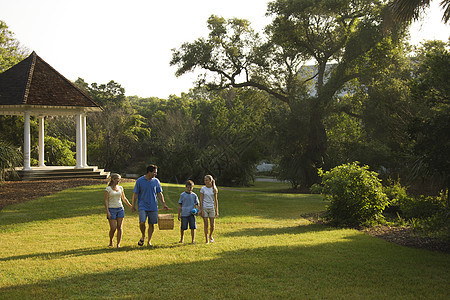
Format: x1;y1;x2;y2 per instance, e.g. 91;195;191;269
104;164;219;248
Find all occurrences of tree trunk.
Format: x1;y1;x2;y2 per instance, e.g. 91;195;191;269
303;103;327;187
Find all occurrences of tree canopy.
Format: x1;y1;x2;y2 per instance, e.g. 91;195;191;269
1;11;448;192
171;0;407;187
0;20;28;73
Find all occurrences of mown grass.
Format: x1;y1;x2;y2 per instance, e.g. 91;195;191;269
0;182;449;299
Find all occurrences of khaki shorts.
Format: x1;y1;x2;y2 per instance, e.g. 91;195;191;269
202;207;215;218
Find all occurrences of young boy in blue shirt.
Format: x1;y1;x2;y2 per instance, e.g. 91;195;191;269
178;180;199;244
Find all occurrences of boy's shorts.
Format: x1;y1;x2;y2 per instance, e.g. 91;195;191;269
139;210;158;224
181;215;197;230
202;207;215;218
108;207;125;219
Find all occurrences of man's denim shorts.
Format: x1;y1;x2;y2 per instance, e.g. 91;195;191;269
139;210;158;224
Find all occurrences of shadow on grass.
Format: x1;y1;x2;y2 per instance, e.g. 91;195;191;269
1;223;331;262
222;223;333;238
0;243;185;262
1;234;448;299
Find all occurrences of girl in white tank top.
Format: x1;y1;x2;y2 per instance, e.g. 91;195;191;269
199;175;219;243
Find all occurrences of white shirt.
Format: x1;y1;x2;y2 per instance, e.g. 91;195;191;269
105;186;124;208
200;186;215;209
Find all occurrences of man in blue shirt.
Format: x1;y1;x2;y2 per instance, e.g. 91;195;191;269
132;165;168;246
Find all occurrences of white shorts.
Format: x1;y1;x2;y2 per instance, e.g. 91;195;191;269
202;207;215;218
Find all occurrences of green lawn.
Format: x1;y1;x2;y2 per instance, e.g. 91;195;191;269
0;182;448;299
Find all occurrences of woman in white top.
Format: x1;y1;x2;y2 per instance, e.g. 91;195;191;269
105;173;132;247
199;175;219;243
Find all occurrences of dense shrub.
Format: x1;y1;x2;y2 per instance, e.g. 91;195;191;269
382;181;449;237
383;180;409;215
319;162;388;227
419;209;450;238
43;136;76;166
0;140;22;180
399;190;449;238
399;193;447;220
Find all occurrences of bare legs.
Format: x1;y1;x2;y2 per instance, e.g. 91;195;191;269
180;228;196;244
139;222;154;246
191;229;195;244
203;217;215;243
108;218;124;248
209;217;215;242
108;219;116;247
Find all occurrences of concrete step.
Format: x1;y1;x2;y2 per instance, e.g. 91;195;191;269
19;173;110;181
14;166;110;181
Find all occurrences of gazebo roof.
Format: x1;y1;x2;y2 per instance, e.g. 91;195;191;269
0;51;102;115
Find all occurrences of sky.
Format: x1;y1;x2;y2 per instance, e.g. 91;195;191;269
1;0;449;99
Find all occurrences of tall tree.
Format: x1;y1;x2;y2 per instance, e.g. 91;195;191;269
171;0;405;187
408;40;450;191
194;88;270;185
130;88;271;186
0;20;28;72
146;94;201;183
75;79;150;172
326;37;414;176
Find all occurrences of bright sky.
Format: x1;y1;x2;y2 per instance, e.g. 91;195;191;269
1;0;449;99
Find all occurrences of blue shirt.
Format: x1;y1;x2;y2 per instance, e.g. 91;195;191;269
178;192;199;217
133;176;162;211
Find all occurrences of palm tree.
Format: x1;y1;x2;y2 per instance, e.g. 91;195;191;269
389;0;450;24
0;141;22;181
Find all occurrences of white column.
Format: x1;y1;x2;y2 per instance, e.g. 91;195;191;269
75;113;83;168
38;116;46;167
23;111;31;170
82;114;88;167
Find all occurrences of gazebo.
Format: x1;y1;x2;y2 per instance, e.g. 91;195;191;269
0;51;108;180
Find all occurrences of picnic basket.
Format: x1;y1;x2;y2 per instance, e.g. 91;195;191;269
157;214;174;230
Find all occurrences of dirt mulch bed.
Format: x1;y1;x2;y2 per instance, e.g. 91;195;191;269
0;178;135;211
362;225;449;253
303;213;449;254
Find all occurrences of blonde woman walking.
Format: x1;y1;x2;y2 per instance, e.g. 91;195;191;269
105;173;132;248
